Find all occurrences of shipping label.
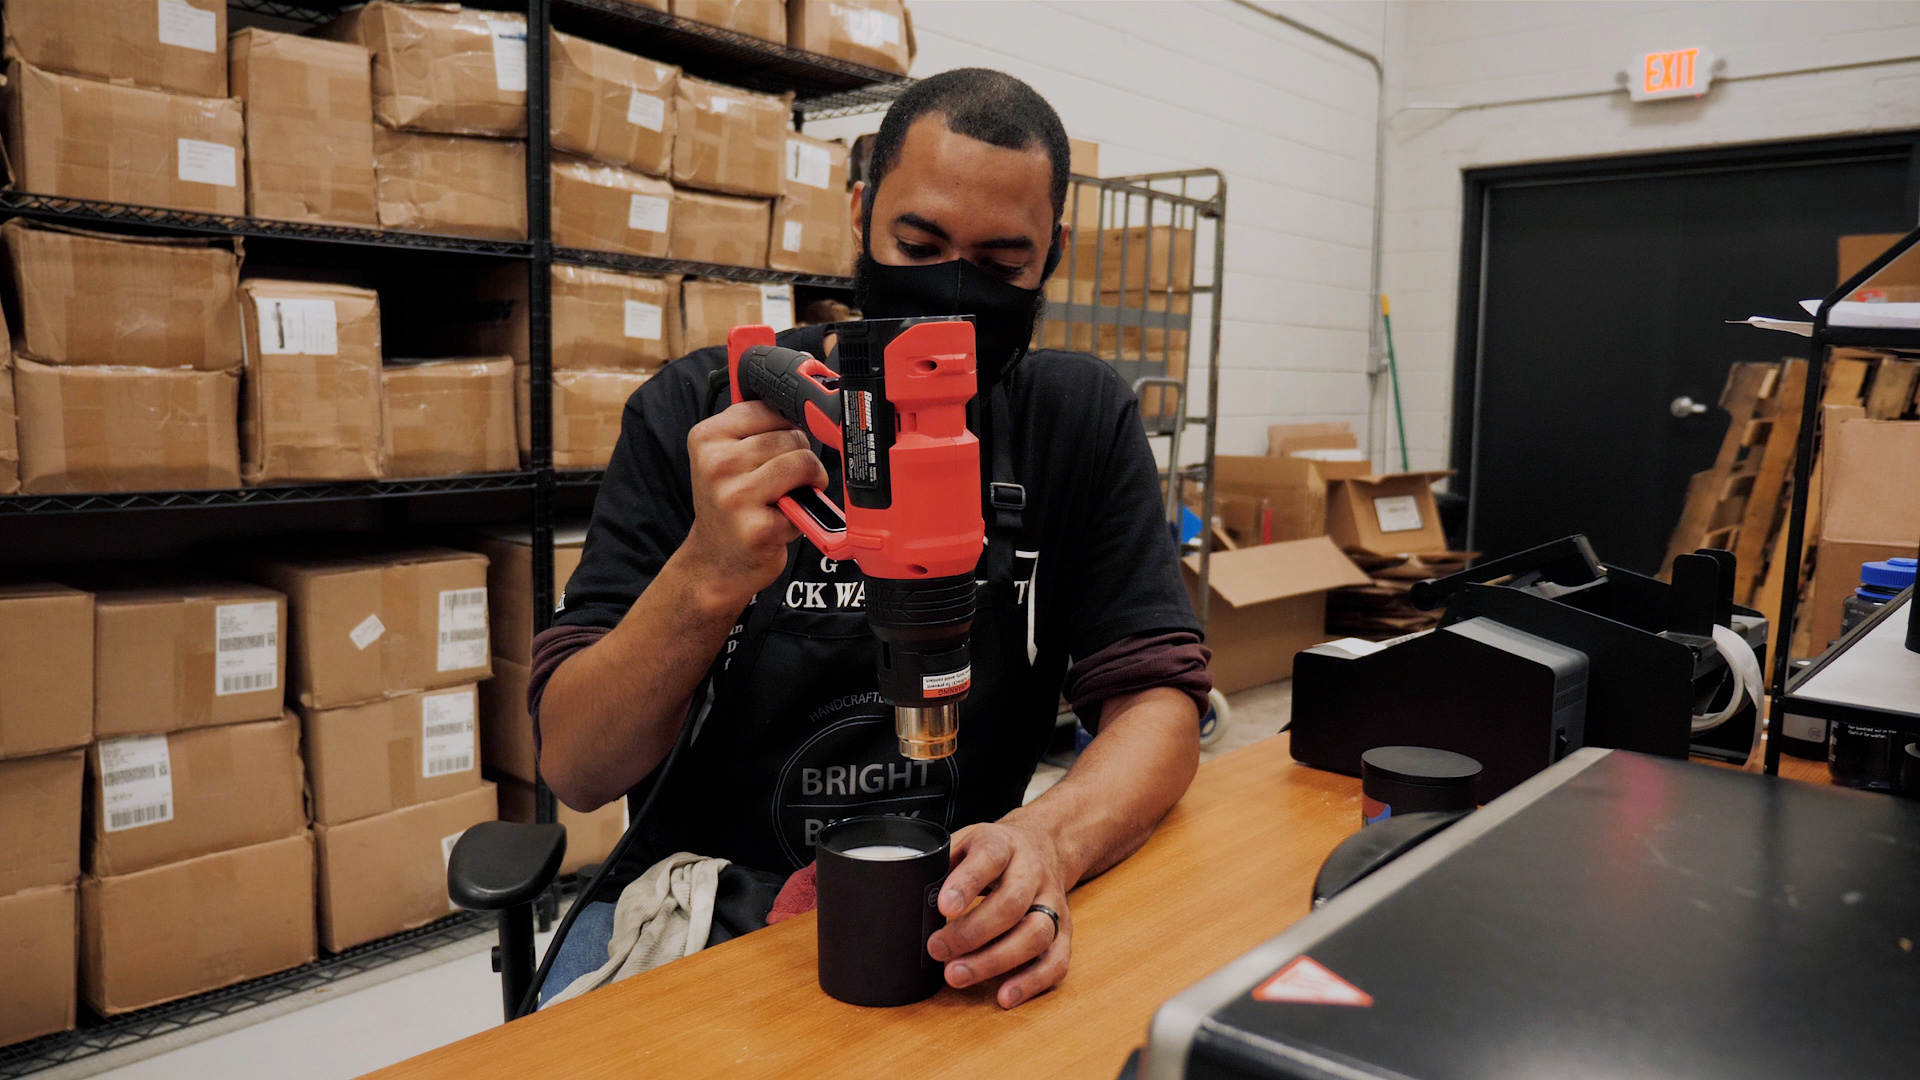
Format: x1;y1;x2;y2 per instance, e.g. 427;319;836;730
99;735;175;833
421;689;477;778
349;613;385;651
156;0;217;52
437;588;488;672
623;299;664;341
489;20;528;92
1372;495;1424;534
177;139;237;187
760;285;795;333
628;193;669;234
783;220;805;253
254;297;340;356
215;601;279;697
785;139;832;190
626;90;667;132
835;3;901;47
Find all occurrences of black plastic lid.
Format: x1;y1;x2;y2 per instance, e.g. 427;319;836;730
1361;746;1483;787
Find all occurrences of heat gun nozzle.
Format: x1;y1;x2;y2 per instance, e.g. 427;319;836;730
895;703;959;760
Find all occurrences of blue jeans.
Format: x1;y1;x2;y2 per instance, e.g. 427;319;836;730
538;900;618;1006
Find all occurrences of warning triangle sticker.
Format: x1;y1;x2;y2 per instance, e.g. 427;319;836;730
1251;956;1374;1007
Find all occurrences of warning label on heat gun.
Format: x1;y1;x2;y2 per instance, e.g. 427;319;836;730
923;666;971;697
844;389;878;487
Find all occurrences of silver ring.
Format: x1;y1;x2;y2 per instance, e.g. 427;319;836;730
1027;903;1060;941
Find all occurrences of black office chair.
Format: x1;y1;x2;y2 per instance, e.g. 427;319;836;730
448;821;568;1021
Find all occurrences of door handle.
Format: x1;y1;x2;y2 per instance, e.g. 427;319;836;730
1670;395;1709;419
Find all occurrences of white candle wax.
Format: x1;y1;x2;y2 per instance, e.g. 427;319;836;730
841;844;926;860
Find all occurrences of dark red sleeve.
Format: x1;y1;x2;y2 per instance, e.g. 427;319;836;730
526;623;611;757
1062;631;1213;732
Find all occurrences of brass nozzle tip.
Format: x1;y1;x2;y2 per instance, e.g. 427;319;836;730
897;734;958;760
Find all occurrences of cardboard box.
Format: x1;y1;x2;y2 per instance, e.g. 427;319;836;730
373;128;528;240
0;581;93;760
769;132;852;277
458;525;589;666
244;544;492;710
1073;226;1195;293
549;30;677;177
1213;455;1327;543
230;29;377;227
301;685;483;826
3;0;226;97
88;578;287;737
0;885;76;1045
497;774;625;877
326;1;526;137
314;783;496;952
672;0;786;43
671;77;789;198
1097;290;1190;359
1809;417;1920;649
1184;536;1371;694
0;749;83;895
1;220;243;370
1267;422;1371;481
87;715;306;877
0;360;16;495
518;366;650;470
12;359;241;495
81;832;316;1014
1327;471;1453;556
682;278;791;351
382;357;517;479
554;265;681;370
552;156;673;257
3;60;245;215
1038;276;1096;353
1838;233;1920;293
672;189;773;267
787;0;911;75
239;279;385;485
478;654;536;783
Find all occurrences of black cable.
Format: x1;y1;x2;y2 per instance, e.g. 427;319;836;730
515;685;705;1019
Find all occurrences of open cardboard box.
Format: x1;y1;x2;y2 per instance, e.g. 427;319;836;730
1186;536;1371;694
1328;470;1455;556
1212;455;1326;543
1268;422;1372;482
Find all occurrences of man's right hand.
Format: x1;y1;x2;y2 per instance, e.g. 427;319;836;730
681;401;830;607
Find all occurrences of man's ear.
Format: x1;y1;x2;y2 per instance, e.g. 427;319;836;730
849;180;866;250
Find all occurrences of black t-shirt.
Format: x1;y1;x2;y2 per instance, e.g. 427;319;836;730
555;325;1199;878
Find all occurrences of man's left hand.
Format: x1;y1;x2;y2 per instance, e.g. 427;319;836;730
926;820;1073;1009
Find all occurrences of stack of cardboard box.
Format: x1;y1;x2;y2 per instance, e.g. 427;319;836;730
0;581;92;1046
328;1;529;239
771;131;855;278
245;543;498;953
670;77;787;269
459;526;627;874
230;27;378;225
2;220;242;495
549;29;678;258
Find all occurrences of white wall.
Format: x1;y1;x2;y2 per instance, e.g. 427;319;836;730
1380;1;1920;472
807;0;1387;457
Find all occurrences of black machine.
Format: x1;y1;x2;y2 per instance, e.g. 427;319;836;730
1291;536;1767;800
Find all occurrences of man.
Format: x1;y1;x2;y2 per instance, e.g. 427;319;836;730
531;69;1210;1009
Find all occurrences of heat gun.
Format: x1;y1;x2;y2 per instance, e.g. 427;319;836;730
727;316;983;761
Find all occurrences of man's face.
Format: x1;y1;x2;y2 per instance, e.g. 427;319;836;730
851;114;1064;291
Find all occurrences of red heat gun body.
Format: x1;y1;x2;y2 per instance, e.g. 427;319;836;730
726;316;983;761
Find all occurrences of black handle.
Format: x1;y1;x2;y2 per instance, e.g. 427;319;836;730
736;344;843;429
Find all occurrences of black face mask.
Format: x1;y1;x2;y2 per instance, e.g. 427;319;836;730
854;226;1062;389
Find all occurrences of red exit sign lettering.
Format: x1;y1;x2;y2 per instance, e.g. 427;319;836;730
1629;47;1716;102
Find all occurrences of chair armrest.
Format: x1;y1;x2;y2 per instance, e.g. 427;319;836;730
449;821;568;911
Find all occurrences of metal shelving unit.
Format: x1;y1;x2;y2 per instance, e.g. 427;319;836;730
0;1;907;1072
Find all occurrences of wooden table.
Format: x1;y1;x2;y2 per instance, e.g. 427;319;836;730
373;737;1835;1080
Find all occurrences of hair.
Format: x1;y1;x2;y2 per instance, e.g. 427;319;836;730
864;68;1072;222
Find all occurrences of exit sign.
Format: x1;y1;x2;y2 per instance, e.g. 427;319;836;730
1630;47;1715;102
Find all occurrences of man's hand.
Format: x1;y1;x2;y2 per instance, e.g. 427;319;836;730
681;401;829;606
927;821;1073;1010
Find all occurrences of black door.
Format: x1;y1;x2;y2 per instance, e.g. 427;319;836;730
1455;135;1920;575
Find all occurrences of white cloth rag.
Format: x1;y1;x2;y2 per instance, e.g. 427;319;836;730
545;851;730;1006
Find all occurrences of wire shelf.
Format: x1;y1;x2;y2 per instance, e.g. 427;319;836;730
552;246;854;288
0;913;492;1080
226;0;351;23
556;469;608;487
0;473;538;515
0;191;533;257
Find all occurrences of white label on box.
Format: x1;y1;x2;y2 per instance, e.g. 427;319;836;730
177;138;237;187
156;0;217;52
489;20;528;92
421;689;477;778
628;193;669;234
785;139;832;190
836;3;901;47
253;297;339;356
215;601;279;696
782;220;804;252
759;285;794;333
99;735;174;833
349;613;385;651
626;89;666;132
437;588;488;672
623;299;663;340
1372;495;1424;534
